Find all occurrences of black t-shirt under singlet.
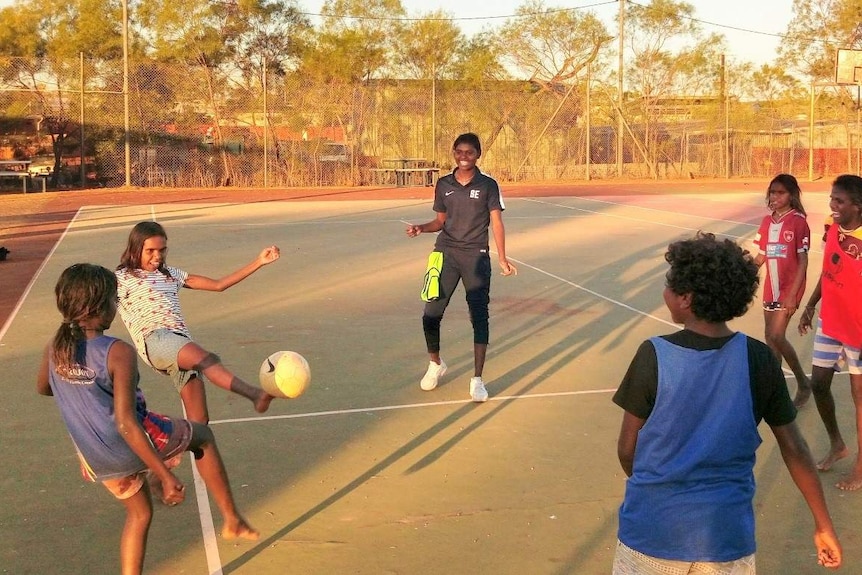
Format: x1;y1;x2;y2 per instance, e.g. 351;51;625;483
612;329;796;427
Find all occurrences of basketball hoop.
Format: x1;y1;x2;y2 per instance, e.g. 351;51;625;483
836;49;862;175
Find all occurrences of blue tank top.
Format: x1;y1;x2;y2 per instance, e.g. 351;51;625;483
48;335;165;480
618;333;761;561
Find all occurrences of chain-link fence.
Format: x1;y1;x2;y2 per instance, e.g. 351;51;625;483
1;54;861;189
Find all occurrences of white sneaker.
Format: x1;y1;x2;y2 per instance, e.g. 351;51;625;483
420;360;447;391
470;377;489;403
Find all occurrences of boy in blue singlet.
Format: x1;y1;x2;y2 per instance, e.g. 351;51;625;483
612;233;841;573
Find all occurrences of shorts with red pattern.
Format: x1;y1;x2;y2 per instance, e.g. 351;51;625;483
92;413;193;500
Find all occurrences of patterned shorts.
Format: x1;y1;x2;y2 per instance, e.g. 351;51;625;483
812;319;862;375
612;541;756;575
98;416;193;500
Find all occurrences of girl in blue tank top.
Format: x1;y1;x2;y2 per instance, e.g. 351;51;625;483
37;264;259;575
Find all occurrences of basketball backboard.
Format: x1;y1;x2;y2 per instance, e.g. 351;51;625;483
836;48;862;85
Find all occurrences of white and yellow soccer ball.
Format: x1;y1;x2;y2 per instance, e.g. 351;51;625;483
259;351;311;399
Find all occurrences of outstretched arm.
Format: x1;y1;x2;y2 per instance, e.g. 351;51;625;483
405;212;446;237
771;422;842;569
489;209;517;276
184;245;280;292
111;340;185;505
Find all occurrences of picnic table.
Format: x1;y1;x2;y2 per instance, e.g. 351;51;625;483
368;158;440;187
0;160;45;193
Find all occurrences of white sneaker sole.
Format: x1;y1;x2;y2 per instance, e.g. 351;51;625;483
470;379;488;403
420;363;447;391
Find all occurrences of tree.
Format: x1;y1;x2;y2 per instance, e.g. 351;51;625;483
319;0;406;81
451;36;509;83
138;0;308;185
395;11;462;80
624;0;726;174
0;0;124;187
781;0;862;80
491;1;611;172
499;0;611;90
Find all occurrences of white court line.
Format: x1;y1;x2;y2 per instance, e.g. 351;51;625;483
182;403;223;575
522;197;751;240
0;208;84;344
210;388;620;426
144;206;222;574
502;253;678;329
557;195;758;228
523;196;827;256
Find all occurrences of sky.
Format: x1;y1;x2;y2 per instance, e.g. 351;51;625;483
298;0;794;68
0;0;795;68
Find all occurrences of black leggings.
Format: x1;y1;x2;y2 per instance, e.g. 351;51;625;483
422;249;491;352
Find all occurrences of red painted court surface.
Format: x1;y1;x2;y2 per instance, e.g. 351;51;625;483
1;180;857;575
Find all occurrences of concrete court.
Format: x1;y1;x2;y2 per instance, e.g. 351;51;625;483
1;192;860;574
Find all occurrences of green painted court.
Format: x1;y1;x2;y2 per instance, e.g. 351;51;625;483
1;188;860;574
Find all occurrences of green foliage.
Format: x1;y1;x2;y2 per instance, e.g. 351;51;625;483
395;11;462;80
782;0;862;80
318;0;406;80
451;36;509;83
626;0;725;98
499;0;612;86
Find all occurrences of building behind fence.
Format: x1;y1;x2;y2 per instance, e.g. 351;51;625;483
1;55;860;189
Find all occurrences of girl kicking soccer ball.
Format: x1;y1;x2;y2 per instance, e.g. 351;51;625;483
116;221;280;423
37;264;258;575
753;174;812;407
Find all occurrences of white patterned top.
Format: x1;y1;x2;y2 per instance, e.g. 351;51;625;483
116;266;190;366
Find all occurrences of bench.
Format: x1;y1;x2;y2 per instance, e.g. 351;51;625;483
367;167;397;186
365;166;440;187
395;167;440;187
0;171;45;193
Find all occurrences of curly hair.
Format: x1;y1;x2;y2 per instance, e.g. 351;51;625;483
664;232;759;323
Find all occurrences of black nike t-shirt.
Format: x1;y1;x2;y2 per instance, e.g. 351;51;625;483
433;168;504;251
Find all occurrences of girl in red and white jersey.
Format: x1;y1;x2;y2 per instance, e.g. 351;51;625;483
753;174;811;407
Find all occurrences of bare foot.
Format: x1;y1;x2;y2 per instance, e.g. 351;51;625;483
222;517;260;541
817;446;850;471
793;380;811;408
836;473;862;491
254;391;274;413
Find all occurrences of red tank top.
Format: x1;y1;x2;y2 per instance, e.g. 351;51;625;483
820;225;862;347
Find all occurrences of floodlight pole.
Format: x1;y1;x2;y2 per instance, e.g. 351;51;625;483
808;83;814;182
263;63;268;188
616;0;625;177
122;0;131;187
80;52;86;188
586;63;591;181
857;84;860;175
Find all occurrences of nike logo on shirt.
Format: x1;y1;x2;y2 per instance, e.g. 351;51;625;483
445;190;456;196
